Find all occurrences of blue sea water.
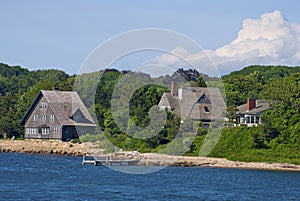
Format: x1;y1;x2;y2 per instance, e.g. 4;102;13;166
0;153;299;201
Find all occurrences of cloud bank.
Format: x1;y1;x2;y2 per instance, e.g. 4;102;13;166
154;10;300;74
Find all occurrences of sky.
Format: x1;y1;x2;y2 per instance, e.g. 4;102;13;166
1;0;300;75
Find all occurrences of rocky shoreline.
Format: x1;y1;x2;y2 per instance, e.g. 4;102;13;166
0;139;91;156
139;153;300;172
1;140;300;172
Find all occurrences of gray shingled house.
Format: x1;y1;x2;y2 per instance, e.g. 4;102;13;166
20;90;96;141
158;82;226;128
236;98;270;126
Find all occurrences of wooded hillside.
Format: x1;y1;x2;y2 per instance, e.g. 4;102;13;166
0;63;299;163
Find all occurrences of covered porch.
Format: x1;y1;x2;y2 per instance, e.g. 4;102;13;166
236;114;260;127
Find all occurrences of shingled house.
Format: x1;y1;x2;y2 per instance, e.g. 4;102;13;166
158;82;226;128
20;90;96;141
235;98;270;126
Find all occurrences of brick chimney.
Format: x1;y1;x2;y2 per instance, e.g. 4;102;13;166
171;82;177;96
247;98;256;111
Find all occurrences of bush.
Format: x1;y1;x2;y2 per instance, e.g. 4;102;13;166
79;133;105;143
71;138;81;144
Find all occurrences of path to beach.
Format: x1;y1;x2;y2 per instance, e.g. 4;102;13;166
1;140;300;172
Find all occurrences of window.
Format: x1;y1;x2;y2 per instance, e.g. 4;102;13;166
204;107;209;112
41;128;49;135
53;126;59;132
41;114;46;121
33;115;38;121
251;116;255;124
26;128;38;134
255;117;260;124
246;116;250;123
50;115;55;122
41;102;47;108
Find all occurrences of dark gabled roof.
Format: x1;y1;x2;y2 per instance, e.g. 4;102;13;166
158;87;226;120
20;90;96;127
197;94;211;104
237;100;270;115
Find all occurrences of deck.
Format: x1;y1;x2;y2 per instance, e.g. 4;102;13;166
82;154;140;166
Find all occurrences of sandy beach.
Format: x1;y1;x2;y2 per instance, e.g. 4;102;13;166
1;140;300;172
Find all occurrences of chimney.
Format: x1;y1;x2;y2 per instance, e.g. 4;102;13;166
247;98;256;111
171;82;177;96
52;87;59;91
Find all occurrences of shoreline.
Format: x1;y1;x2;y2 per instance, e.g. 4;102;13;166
0;139;92;156
1;140;300;172
139;153;300;172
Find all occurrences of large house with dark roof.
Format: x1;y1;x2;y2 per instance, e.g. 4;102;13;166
20;89;96;141
158;82;226;128
235;98;270;127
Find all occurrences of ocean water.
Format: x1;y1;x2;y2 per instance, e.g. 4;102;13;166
0;153;299;201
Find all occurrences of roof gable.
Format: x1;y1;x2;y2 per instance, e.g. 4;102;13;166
71;108;95;124
159;87;226;120
197;93;211;104
20;90;96;127
20;91;43;125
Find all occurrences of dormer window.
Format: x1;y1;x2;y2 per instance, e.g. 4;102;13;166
204;107;209;113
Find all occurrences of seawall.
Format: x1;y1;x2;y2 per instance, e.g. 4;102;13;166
0;140;91;156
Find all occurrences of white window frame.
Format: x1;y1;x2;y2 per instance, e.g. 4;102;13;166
41;128;49;135
41;114;46;121
53;126;59;133
33;114;38;121
50;115;55;122
26;128;38;134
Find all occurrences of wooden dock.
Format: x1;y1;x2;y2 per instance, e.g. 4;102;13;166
82;154;140;166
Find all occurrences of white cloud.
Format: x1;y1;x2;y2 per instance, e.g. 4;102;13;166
154;10;300;74
154;47;188;66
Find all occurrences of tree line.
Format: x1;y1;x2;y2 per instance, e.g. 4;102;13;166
0;63;299;163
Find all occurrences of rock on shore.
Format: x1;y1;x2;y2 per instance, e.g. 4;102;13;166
139;153;300;172
0;139;91;156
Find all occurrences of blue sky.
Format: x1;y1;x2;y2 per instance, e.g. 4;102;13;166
1;0;300;75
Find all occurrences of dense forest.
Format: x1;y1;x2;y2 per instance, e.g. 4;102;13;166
0;63;299;164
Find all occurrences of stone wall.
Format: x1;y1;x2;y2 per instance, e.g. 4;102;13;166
0;140;91;156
